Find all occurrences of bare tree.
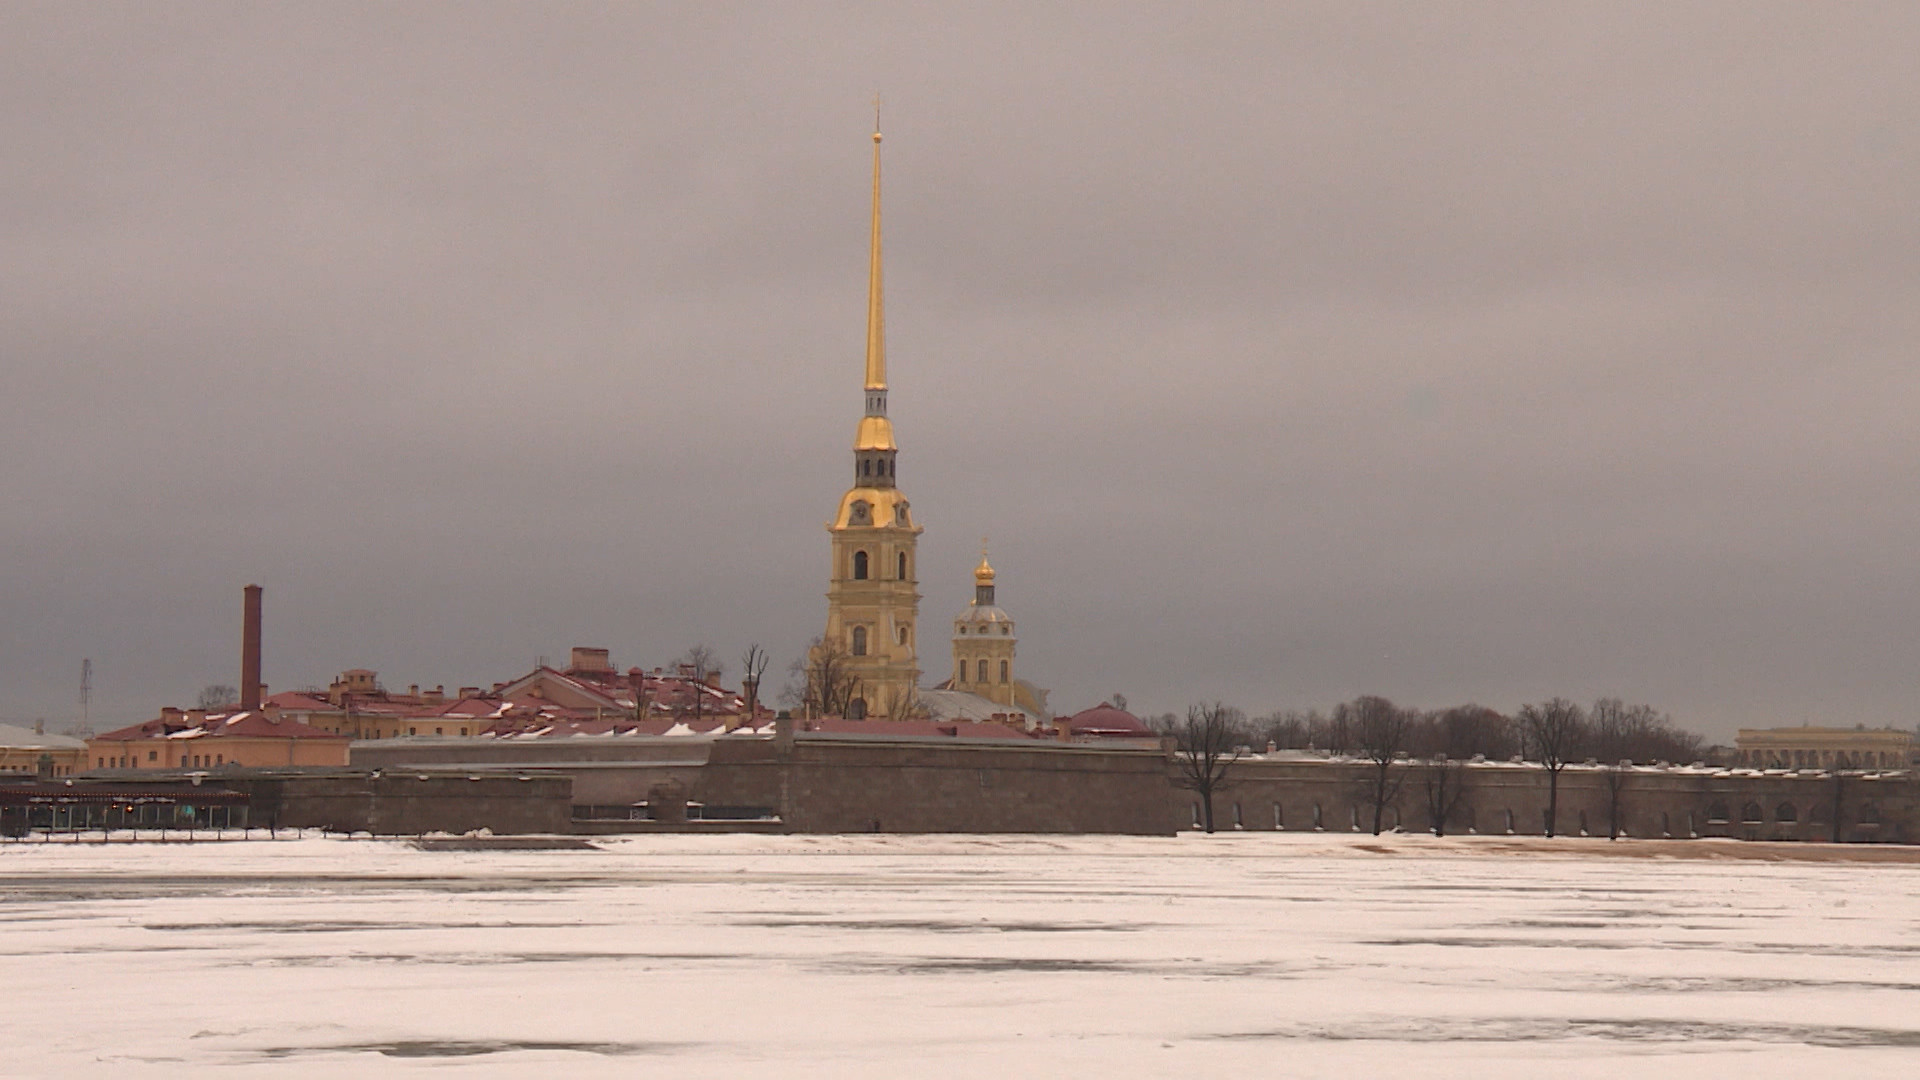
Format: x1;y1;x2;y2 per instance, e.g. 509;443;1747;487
674;644;728;726
795;636;863;719
1309;708;1350;754
1344;696;1412;835
1257;708;1313;750
1826;769;1853;844
1164;702;1247;834
1418;704;1516;761
1588;698;1642;838
677;644;725;682
1518;698;1588;837
877;677;928;721
1588;697;1702;764
196;684;239;710
1419;757;1472;837
738;644;769;727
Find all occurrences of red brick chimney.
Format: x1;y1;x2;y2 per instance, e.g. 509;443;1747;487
241;584;263;711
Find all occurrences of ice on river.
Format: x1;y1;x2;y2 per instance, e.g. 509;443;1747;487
3;832;1918;1078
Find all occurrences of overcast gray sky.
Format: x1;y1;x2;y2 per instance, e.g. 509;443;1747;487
4;3;1917;740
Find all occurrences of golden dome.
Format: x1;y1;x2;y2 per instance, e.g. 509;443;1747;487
854;415;896;451
974;554;995;586
833;487;916;530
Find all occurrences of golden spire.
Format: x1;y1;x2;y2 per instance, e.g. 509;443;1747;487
865;97;886;392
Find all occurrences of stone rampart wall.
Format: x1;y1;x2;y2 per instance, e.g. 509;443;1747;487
305;736;1920;842
769;737;1173;834
231;773;573;835
1196;758;1918;843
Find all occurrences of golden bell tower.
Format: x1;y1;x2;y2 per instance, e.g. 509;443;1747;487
813;112;922;718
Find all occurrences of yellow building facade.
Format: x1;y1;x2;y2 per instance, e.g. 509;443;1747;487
813;121;922;718
950;555;1018;708
1735;726;1914;770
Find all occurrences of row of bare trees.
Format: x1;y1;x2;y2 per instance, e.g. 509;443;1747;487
1160;695;1706;836
1252;698;1704;766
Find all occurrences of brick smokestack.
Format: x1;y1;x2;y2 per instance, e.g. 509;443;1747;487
241;584;263;711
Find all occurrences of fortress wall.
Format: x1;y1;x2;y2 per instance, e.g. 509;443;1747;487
1204;758;1918;843
229;772;574;835
304;735;1920;841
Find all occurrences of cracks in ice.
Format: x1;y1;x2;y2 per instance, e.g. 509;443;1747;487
1207;1016;1920;1048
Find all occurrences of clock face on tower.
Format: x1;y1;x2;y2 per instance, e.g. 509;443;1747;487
849;500;872;525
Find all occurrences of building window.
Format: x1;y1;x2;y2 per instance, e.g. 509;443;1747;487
977;659;988;683
955;661;965;683
847;697;867;720
897;627;908;646
1001;626;1010;635
861;459;871;476
149;751;157;762
1707;801;1730;824
998;660;1009;684
851;627;868;656
853;551;869;579
1776;802;1797;823
898;552;907;579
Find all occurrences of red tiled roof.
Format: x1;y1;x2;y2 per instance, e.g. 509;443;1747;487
479;713;742;739
802;718;1037;740
431;697;508;720
91;711;348;743
1062;706;1153;737
264;691;336;711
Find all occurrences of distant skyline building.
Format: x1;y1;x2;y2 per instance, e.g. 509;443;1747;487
1734;726;1915;770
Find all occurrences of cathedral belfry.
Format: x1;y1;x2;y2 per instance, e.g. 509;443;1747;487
951;549;1017;708
813;116;922;719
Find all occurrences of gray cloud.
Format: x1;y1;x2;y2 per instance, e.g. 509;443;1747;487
4;3;1917;739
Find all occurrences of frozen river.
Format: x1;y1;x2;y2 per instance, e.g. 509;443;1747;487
3;833;1917;1078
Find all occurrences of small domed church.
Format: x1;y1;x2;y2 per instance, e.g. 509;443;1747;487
808;119;1048;726
924;552;1050;724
